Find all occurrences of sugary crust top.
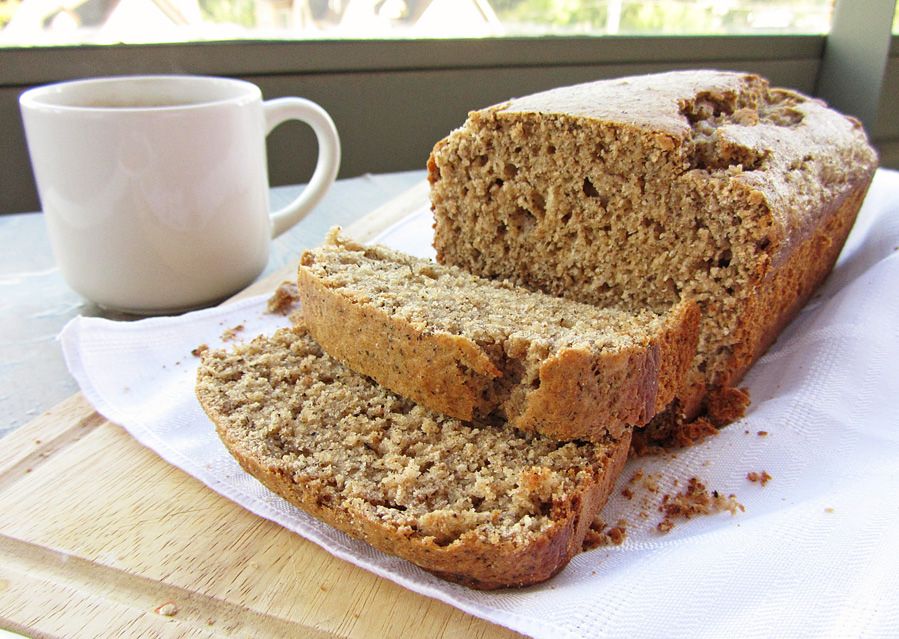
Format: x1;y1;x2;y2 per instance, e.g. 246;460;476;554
497;70;756;137
467;69;878;253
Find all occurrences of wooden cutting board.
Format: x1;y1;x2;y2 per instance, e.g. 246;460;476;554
0;181;524;639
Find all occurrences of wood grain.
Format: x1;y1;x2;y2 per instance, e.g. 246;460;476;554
0;182;524;639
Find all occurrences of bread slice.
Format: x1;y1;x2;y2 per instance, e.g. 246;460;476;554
428;70;878;435
196;326;630;589
297;229;699;442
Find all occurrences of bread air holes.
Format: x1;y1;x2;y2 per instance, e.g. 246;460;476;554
762;91;805;127
582;177;610;209
665;278;680;297
690;140;766;172
580;226;596;247
766;107;804;127
508;206;537;234
640;217;666;240
717;249;732;268
680;91;737;124
698;249;731;273
589;280;620;301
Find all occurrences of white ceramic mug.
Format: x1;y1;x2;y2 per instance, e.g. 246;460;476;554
20;75;340;314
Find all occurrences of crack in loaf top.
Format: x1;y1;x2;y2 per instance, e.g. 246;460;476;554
491;70;761;136
462;69;878;256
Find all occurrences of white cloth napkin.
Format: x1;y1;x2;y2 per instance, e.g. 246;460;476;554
60;169;899;639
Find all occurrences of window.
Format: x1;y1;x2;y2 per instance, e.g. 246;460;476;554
0;0;833;46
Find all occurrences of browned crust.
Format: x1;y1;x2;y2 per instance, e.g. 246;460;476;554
517;299;699;441
299;257;698;442
651;299;702;413
705;386;752;427
716;174;873;394
637;173;874;448
209;410;631;590
685;173;871;421
298;263;499;420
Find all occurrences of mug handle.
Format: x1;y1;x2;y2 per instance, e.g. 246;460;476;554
263;97;341;238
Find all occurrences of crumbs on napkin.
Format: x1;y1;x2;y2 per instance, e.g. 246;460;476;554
191;343;209;357
630;468;660;493
618;468;661;521
266;280;301;315
747;470;772;486
656;477;744;534
633;386;751;455
616;467;747;531
631;416;719;456
583;518;628;550
221;324;245;342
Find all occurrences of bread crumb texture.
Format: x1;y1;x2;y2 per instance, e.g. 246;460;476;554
656;477;744;533
747;470;772;486
266;280;301;315
631;384;749;452
196;326;629;588
298;229;698;441
429;69;878;437
583;517;628;550
220;324;244;342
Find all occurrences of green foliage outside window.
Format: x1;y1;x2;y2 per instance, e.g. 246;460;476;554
491;0;831;35
0;0;841;40
199;0;256;27
169;0;841;35
490;0;608;30
0;0;20;29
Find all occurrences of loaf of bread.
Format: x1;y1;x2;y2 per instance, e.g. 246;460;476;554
196;326;630;589
429;70;878;435
297;229;698;442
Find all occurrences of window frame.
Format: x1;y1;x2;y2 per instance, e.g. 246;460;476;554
1;25;896;213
